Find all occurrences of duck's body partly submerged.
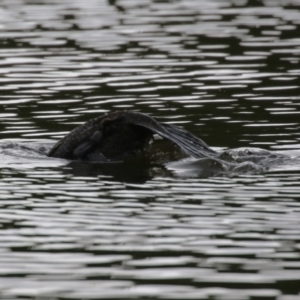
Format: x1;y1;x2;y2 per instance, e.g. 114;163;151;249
48;111;216;161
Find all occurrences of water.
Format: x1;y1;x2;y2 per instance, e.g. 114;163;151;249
1;0;300;299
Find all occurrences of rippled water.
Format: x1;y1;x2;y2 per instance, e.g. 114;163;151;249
1;0;300;299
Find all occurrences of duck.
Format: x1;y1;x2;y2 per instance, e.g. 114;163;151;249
47;111;216;161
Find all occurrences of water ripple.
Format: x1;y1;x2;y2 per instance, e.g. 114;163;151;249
1;0;300;299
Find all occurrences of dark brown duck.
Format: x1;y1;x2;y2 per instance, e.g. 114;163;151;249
48;111;216;161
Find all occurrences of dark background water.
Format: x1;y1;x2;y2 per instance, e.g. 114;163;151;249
1;0;300;299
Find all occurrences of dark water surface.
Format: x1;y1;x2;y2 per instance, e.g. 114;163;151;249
1;0;300;299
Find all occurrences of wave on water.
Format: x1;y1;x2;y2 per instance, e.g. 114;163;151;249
1;139;300;178
167;147;300;177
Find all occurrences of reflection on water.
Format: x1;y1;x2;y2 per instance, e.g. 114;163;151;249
2;138;300;181
1;0;300;299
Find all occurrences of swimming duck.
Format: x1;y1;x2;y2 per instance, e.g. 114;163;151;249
48;111;216;161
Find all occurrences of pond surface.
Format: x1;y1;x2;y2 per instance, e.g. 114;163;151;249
1;0;300;299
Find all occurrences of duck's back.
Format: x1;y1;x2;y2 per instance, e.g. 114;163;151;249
48;112;153;161
48;111;217;161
